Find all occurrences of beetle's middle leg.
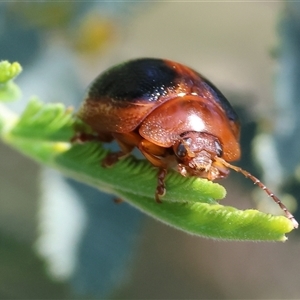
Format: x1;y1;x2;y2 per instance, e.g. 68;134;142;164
102;132;142;167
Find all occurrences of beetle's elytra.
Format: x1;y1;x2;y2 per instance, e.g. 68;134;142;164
77;58;298;228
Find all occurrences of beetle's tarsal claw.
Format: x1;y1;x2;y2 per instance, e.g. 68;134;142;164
102;151;128;167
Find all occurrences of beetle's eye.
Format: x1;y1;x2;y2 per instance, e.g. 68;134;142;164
176;143;187;158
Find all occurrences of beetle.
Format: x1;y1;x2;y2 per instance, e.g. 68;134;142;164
77;58;298;228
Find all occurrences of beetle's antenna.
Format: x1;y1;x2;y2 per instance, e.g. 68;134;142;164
215;156;298;229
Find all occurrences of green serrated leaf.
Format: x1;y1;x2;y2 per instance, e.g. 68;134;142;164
54;143;294;241
0;82;22;103
0;61;22;83
0;103;18;135
0;61;22;102
5;136;293;241
115;192;293;241
10;98;75;141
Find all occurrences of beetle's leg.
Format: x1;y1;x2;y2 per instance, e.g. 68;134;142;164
102;139;133;167
155;168;167;203
113;197;124;204
139;139;167;157
102;150;127;167
138;140;168;202
102;132;141;167
138;140;167;167
140;149;167;202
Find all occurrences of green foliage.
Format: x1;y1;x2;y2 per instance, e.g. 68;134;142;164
0;61;296;241
0;61;22;83
10;98;76;141
0;61;22;102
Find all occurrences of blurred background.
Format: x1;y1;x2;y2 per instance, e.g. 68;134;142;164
1;1;300;299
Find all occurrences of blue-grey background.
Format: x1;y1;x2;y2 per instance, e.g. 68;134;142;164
1;2;300;299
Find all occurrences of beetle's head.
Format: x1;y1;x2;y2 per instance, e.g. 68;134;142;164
173;131;229;180
172;132;299;229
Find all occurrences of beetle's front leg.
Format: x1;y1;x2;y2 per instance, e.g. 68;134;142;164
138;140;169;203
155;168;168;203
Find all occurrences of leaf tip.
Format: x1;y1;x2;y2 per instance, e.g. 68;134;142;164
0;61;22;83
